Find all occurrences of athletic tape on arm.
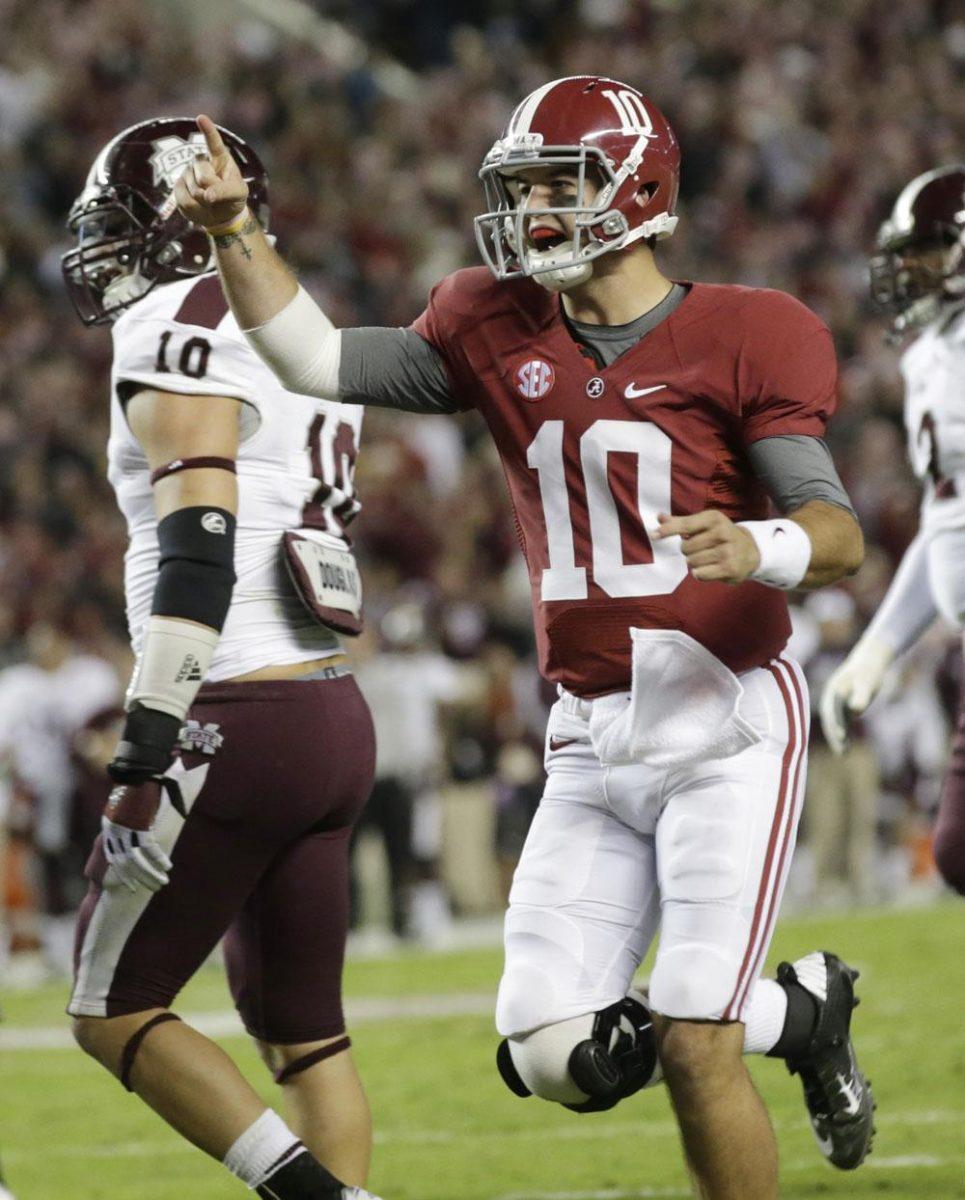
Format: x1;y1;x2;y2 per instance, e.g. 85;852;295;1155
127;615;221;720
243;286;341;399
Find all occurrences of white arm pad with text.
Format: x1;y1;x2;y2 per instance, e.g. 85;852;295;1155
243;286;342;399
127;616;220;720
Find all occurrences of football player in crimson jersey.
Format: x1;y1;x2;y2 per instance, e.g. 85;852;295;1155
176;77;874;1195
822;165;965;891
62;119;383;1200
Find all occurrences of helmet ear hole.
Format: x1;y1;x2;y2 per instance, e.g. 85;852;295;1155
634;183;657;208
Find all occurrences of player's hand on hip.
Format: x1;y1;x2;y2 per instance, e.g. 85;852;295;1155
819;635;895;755
174;115;249;231
653;509;760;584
101;776;186;894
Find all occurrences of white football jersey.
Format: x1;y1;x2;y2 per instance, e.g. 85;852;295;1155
108;272;363;681
901;304;965;529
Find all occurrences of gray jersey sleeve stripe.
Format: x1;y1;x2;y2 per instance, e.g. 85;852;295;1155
747;435;855;516
338;327;461;414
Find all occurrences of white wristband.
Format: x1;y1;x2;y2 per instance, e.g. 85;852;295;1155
243;285;341;399
126;616;220;720
738;518;812;589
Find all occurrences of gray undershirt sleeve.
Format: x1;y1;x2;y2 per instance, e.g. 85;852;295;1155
338;327;461;414
748;435;856;516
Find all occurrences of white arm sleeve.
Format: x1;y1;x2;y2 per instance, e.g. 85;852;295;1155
242;286;342;399
863;530;939;657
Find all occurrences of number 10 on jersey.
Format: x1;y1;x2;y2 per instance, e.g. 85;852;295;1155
527;419;687;601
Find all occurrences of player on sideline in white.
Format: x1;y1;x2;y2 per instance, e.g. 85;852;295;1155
822;165;965;894
61;118;382;1200
175;83;876;1198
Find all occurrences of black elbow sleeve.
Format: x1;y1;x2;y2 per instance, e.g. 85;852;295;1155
151;506;237;632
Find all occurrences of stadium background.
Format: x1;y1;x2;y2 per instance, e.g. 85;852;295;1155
1;1;964;1197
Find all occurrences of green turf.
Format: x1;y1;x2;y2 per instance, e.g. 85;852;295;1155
2;903;964;1199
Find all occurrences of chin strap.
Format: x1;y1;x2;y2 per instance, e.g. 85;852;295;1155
527;210;679;293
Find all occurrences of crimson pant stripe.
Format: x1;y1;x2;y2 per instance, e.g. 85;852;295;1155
722;659;802;1021
734;659;809;1016
733;658;808;1020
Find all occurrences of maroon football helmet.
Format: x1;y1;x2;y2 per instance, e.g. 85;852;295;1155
62;118;269;325
475;76;680;292
870;165;965;334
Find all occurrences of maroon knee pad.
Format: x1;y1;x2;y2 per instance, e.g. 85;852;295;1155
934;709;965;894
273;1035;351;1085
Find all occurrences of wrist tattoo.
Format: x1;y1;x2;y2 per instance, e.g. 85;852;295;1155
211;215;259;260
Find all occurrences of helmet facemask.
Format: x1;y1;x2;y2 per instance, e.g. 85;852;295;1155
870;231;965;335
475;139;676;293
62;187;212;326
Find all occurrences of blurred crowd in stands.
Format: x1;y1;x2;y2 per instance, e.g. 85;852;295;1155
1;0;963;975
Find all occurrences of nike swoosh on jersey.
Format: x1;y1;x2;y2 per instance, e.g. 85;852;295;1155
624;383;667;400
549;736;578;752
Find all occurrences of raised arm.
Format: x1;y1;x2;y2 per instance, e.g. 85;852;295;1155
173;115;297;330
173;115;341;399
174;116;457;413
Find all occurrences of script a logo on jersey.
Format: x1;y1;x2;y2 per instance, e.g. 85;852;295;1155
516;358;556;401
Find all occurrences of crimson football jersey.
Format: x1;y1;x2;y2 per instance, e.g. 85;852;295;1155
413;268;837;696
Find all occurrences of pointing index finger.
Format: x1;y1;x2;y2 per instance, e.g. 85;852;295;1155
653;511;714;540
196;114;227;160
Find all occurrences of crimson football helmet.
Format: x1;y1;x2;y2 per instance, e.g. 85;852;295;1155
870;165;965;334
62;117;269;325
475;76;680;292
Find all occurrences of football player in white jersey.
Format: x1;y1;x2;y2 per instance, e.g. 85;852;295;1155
822;165;965;894
61;119;383;1200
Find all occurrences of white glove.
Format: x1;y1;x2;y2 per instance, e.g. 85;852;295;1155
819;634;896;755
101;777;184;894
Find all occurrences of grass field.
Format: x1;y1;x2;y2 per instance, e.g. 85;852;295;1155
2;902;964;1200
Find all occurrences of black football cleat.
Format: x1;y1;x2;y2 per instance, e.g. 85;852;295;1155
778;951;876;1170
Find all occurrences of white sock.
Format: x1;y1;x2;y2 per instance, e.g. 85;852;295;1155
223;1109;304;1189
742;978;788;1054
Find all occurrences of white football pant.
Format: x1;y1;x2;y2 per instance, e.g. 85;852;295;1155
497;657;808;1035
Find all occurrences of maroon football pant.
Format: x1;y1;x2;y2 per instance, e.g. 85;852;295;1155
935;691;965;895
69;675;375;1042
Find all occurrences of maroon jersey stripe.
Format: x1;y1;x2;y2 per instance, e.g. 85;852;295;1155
173;274;229;329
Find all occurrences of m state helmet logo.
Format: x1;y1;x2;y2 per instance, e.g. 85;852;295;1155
149;134;208;191
515;358;556;400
